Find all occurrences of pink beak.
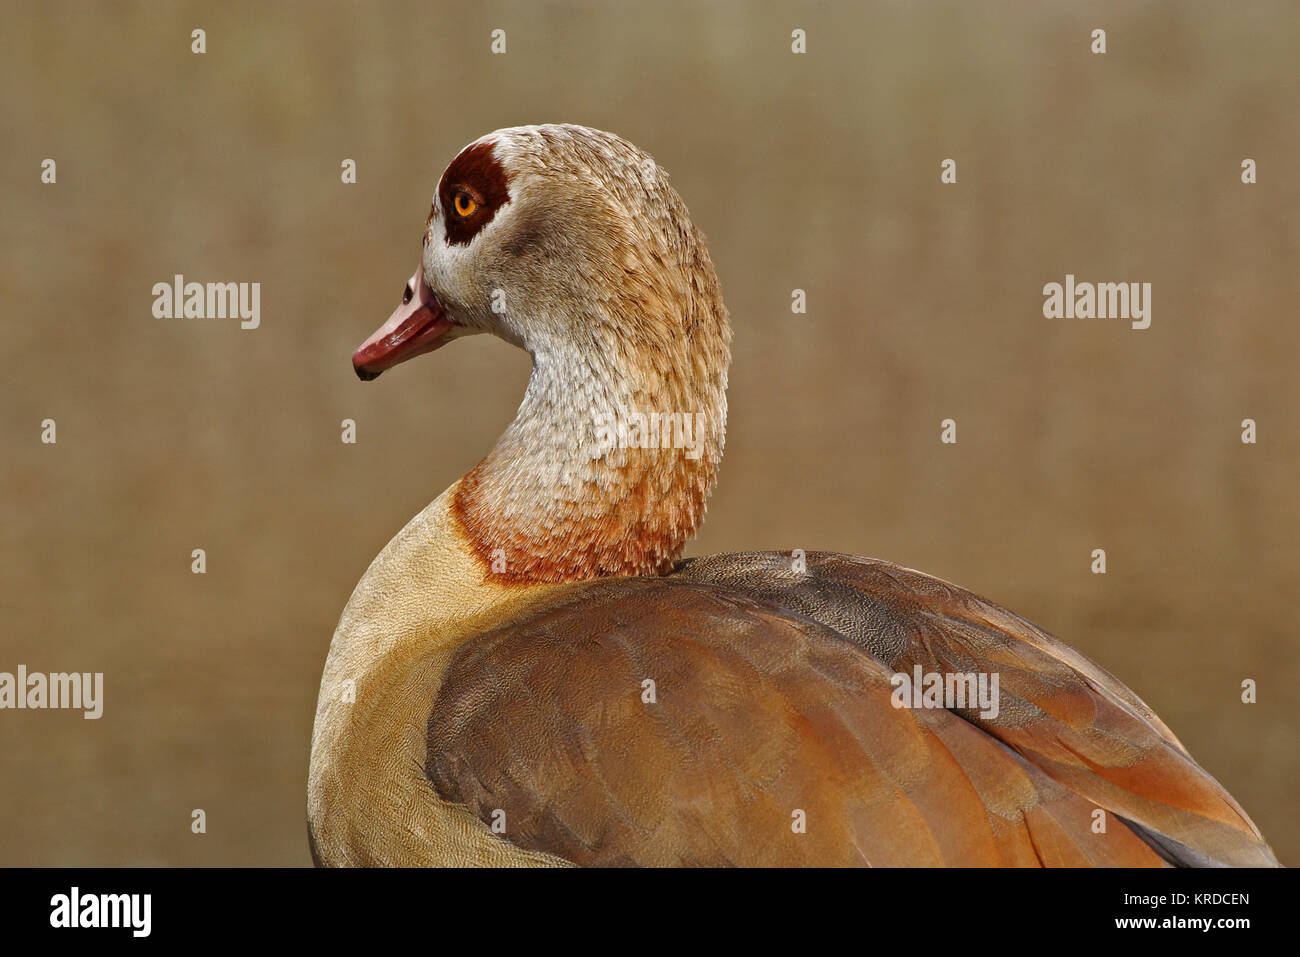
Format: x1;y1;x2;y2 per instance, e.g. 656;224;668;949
352;259;454;380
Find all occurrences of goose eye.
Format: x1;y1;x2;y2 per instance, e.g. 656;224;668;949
402;282;413;304
453;191;478;218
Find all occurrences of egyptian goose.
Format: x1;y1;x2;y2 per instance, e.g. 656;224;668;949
308;124;1277;867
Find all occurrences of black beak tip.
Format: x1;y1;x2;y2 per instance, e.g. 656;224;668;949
354;363;380;382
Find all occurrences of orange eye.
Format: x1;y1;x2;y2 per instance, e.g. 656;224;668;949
453;191;478;217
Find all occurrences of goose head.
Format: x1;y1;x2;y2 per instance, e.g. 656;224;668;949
353;124;730;378
352;125;732;583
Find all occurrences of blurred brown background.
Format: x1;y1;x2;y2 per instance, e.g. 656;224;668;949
2;0;1296;866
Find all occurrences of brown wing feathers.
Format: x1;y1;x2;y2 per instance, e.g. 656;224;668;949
676;552;1277;866
425;555;1275;866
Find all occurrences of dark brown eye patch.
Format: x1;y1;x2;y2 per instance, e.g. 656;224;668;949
436;140;513;247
